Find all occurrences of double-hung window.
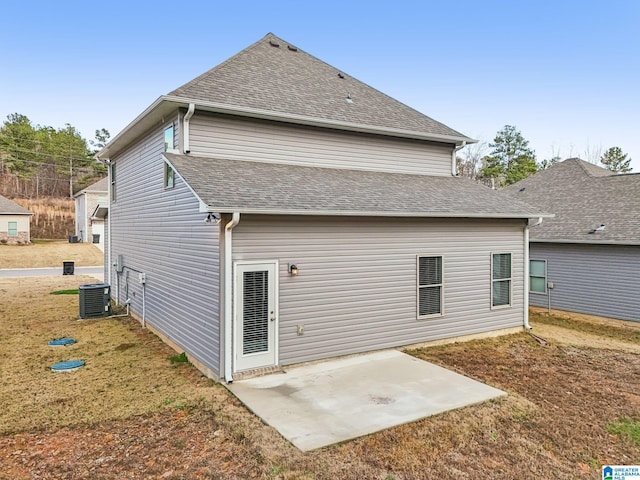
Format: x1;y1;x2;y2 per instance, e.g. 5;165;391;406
7;221;17;236
491;253;512;308
417;256;443;317
529;260;547;293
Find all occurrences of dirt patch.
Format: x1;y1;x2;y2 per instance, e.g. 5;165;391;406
0;277;638;479
0;240;103;268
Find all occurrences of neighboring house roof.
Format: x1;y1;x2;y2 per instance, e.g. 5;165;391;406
165;153;549;219
503;158;640;245
0;195;32;215
100;33;473;159
74;177;108;197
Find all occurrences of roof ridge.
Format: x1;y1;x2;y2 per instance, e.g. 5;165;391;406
167;33;470;141
570;157;612;177
169;33;272;96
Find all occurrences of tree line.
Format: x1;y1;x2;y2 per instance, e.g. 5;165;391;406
457;124;633;188
0;113;110;199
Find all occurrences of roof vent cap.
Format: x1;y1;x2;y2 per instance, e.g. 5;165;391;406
269;40;280;48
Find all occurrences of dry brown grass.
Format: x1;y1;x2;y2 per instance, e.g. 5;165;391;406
0;240;103;268
0;278;638;479
0;276;223;436
12;197;75;239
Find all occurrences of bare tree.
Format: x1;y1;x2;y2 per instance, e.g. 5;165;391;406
583;143;603;165
456;141;488;181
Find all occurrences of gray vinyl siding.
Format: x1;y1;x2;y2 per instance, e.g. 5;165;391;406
529;242;640;322
109;119;222;376
189;113;453;176
233;215;526;366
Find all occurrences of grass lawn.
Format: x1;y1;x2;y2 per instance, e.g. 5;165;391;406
0;276;638;479
0;240;103;268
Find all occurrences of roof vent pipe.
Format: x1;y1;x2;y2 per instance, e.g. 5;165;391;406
452;141;466;176
183;103;195;154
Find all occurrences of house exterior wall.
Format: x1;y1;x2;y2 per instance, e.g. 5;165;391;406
189;113;454;176
529;242;640;322
0;214;30;244
76;191;108;243
233;215;526;366
109;118;223;376
75;195;87;240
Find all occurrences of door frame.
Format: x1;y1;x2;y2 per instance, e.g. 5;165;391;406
232;259;279;373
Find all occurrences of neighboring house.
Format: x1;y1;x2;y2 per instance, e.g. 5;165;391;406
504;158;640;322
74;177;108;250
0;195;32;244
97;33;547;382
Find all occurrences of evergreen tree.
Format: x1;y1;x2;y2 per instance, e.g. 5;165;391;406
479;125;537;187
600;146;632;173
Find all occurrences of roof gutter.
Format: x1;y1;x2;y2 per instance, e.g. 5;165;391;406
223;212;240;383
99;95;477;159
452;141;467;176
523;217;544;330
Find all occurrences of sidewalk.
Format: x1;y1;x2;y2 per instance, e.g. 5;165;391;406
0;266;103;281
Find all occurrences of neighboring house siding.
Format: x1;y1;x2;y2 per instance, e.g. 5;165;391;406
0;215;30;244
233;215;525;366
189;113;453;176
530;242;640;322
75;195;87;240
109;120;222;376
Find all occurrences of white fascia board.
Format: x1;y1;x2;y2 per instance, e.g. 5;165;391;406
199;207;553;219
531;238;640;246
99;96;476;159
163;95;476;145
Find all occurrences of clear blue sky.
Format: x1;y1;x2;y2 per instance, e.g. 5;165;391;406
1;0;638;171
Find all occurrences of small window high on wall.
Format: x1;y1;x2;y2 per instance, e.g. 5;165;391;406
529;259;547;293
164;125;175;152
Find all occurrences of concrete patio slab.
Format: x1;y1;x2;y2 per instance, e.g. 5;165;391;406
227;349;505;451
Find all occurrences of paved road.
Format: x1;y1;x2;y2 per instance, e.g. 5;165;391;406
0;266;104;281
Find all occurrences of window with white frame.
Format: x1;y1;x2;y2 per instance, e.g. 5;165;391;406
417;256;443;317
529;259;547;293
164;163;175;189
164;125;176;152
8;221;17;236
491;253;512;307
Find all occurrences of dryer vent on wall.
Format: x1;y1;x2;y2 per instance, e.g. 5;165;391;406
79;283;111;319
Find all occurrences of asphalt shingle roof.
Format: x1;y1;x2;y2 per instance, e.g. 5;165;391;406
169;33;469;141
0;195;32;215
165;153;547;219
503;158;640;244
84;177;108;192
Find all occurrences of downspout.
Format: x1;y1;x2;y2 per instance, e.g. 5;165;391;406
183;103;195;154
523;217;543;330
451;141;467;176
101;158;112;291
224;212;240;383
